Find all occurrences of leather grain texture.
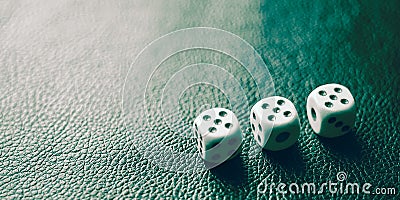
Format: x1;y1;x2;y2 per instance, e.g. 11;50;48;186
0;0;399;199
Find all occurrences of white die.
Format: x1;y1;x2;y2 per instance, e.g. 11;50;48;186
250;96;300;151
306;83;356;138
193;108;243;164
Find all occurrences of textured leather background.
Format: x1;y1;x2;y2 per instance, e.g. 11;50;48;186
0;0;399;199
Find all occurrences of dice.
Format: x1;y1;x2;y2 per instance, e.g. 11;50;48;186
306;83;355;138
250;96;300;151
193;108;243;165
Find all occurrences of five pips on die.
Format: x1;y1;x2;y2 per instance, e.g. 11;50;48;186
193;83;355;164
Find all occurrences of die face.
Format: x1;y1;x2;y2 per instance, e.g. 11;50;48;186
319;109;355;137
250;96;300;151
193;108;243;163
266;118;300;151
250;97;276;146
307;83;356;137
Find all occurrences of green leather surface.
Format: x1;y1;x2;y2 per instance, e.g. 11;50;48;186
0;0;399;199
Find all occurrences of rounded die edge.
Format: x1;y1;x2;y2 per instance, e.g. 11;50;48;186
306;97;323;134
